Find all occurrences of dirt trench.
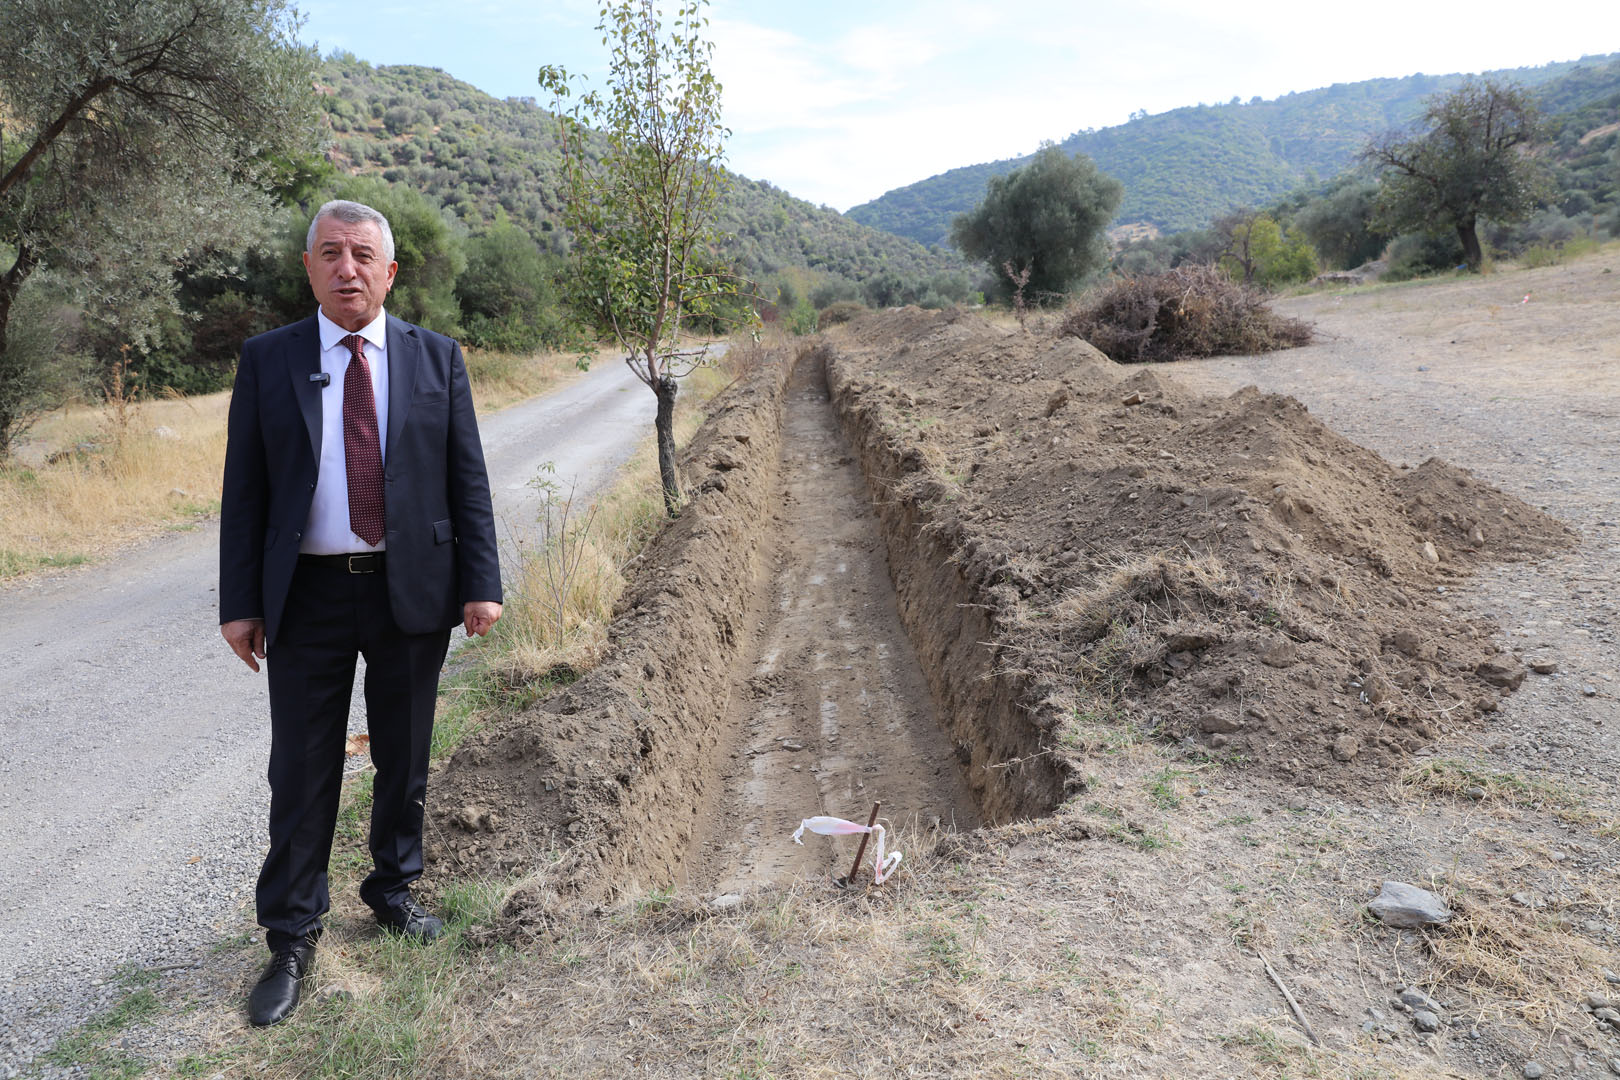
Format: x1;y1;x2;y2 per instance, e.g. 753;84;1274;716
434;345;1039;898
684;355;980;895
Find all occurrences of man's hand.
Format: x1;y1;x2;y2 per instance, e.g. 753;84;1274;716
463;601;502;638
222;618;267;673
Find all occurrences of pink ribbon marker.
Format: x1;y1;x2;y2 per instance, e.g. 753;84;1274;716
792;815;903;884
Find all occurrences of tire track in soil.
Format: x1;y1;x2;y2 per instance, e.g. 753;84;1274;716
683;357;979;896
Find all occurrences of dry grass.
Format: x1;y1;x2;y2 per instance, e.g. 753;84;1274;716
1401;758;1619;836
462;345;584;412
0;393;231;577
398;833;1182;1079
1422;872;1617;1035
0;346;585;582
486;359;735;688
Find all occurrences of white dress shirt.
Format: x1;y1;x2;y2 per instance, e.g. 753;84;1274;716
300;308;390;554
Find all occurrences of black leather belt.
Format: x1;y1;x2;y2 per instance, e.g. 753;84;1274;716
299;552;385;574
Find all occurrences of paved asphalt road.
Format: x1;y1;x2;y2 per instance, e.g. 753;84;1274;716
0;358;657;1060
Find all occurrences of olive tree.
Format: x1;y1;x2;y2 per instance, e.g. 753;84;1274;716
1364;78;1551;272
540;0;741;515
950;144;1122;305
0;0;319;454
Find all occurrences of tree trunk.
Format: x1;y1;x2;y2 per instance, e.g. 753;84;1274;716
1457;218;1484;272
654;373;680;516
0;245;40;457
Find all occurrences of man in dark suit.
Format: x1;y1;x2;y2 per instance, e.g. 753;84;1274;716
219;199;502;1026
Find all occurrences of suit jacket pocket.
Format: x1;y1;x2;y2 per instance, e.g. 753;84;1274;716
412;391;448;404
432;518;455;545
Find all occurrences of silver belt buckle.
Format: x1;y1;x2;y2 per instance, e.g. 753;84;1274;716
347;554;374;574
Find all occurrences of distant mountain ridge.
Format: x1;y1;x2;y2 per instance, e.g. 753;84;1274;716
846;53;1620;245
313;55;964;296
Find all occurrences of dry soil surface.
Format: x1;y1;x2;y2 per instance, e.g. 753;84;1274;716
1164;260;1620;799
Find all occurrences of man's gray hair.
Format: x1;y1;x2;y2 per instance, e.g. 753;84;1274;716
306;200;395;262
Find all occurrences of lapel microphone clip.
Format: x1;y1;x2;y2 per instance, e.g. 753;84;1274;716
309;372;331;387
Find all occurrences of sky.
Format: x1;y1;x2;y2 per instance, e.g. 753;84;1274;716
296;0;1617;212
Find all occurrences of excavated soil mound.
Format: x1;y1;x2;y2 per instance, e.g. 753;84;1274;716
825;308;1573;790
428;350;793;894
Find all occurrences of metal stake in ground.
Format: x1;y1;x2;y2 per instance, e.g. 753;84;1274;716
844;802;881;886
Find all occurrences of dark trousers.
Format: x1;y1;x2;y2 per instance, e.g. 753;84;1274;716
258;557;451;950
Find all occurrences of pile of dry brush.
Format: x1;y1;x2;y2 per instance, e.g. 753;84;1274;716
1061;264;1313;363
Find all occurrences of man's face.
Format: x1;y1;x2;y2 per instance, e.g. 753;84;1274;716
302;216;397;332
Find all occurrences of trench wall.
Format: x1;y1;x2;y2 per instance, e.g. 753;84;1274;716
430;347;796;897
823;345;1070;823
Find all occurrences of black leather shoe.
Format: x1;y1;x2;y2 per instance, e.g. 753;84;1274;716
248;936;316;1027
370;892;445;942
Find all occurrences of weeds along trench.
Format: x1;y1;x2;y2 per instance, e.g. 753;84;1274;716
430;341;1066;902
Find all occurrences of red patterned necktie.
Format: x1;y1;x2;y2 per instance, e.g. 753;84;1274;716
340;334;385;546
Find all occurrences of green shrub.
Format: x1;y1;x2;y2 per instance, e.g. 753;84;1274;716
456;219;566;352
785;299;819;336
1381;231;1467;281
810;278;860;309
1522;243;1562;268
818;300;867;326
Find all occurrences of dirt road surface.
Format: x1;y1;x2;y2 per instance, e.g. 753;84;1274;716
0;359;655;1064
684;359;979;896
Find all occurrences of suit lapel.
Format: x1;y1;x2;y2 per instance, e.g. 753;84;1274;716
287;316;322;467
385;315;418;463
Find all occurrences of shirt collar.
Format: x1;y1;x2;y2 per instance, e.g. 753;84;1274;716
316;307;388;354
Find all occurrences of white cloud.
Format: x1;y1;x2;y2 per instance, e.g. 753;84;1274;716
298;0;1618;210
709;19;878;131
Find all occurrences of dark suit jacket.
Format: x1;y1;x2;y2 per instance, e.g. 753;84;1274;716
219;314;502;647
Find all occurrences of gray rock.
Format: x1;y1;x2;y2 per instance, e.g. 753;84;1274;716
1529;657;1558;674
1607;1057;1620;1076
1524;1064;1545;1079
1595;1007;1620;1024
1606;968;1620;985
1587;992;1613;1010
1413;1009;1440;1032
1400;986;1443;1013
1476;658;1527;689
1368;881;1452;928
1198;711;1244;734
711;893;743;910
1464;784;1487;800
1584;684;1600;697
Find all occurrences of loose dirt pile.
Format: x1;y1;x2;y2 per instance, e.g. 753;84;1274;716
825;307;1573;791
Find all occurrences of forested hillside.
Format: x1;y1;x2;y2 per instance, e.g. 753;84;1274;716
847;53;1620;245
316;55;966;297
